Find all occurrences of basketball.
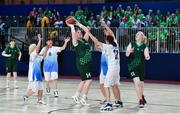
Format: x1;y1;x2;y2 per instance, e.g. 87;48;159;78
65;16;76;25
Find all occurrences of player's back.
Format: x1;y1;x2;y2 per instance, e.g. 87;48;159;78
102;44;119;68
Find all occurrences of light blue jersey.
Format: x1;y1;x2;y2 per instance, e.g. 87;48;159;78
40;46;59;72
28;51;43;81
100;51;108;76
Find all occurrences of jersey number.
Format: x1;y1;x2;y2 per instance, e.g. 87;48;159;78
86;73;91;78
113;49;119;60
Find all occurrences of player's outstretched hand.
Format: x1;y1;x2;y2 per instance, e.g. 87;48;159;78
64;37;70;43
38;34;42;41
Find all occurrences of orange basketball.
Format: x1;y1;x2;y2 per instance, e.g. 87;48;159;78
65;16;76;25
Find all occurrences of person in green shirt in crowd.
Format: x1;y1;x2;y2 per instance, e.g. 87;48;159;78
101;6;109;18
67;17;92;105
160;16;168;27
148;28;157;52
2;39;22;89
126;31;150;108
114;4;125;19
159;25;168;52
137;9;145;21
79;15;87;26
124;6;132;16
75;6;84;22
175;9;180;26
154;10;162;23
159;25;168;41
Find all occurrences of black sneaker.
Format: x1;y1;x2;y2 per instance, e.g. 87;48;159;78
23;95;28;104
46;88;50;93
114;100;123;107
139;99;145;108
142;95;147;104
54;91;59;97
100;103;113;111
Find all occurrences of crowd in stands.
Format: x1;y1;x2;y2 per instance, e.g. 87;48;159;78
0;4;180;51
0;4;180;29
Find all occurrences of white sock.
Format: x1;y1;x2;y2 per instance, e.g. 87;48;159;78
74;91;80;97
82;94;87;99
14;80;17;86
6;80;9;85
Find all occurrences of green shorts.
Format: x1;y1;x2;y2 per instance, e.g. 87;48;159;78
6;59;18;73
129;69;145;81
77;65;92;81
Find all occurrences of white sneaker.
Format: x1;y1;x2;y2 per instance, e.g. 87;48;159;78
6;84;10;88
14;81;19;89
80;97;90;106
37;100;46;105
14;85;19;89
72;95;80;104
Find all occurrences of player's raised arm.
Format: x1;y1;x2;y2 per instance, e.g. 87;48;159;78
101;20;115;38
76;22;102;47
57;37;70;52
36;34;42;53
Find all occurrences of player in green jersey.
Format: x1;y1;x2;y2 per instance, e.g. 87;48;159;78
67;18;92;105
2;39;22;89
126;31;150;108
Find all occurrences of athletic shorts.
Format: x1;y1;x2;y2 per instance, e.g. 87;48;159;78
6;59;17;72
129;69;145;81
27;81;44;92
44;72;58;81
78;65;92;81
100;67;120;87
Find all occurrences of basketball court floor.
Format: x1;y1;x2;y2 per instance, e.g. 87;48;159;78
0;76;180;114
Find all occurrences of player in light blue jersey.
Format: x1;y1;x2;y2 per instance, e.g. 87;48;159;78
40;38;70;97
24;34;45;104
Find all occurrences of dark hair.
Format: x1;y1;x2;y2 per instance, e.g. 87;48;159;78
46;38;52;42
106;35;117;47
9;39;15;43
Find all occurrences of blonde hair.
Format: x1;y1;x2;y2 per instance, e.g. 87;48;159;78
29;44;37;55
136;31;148;44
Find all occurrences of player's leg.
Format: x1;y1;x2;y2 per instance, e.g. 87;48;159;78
111;70;123;107
78;70;92;105
112;85;123;107
80;79;92;105
12;60;18;89
6;60;11;88
139;72;147;104
99;73;106;104
44;72;51;93
72;81;85;103
101;72;112;111
6;72;11;88
13;72;18;89
51;72;59;97
133;77;144;108
37;81;45;104
24;82;36;103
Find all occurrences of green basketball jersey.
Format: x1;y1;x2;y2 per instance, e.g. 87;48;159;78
4;46;20;61
128;41;146;71
74;39;92;67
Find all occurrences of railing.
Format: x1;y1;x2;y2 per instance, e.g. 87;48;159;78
8;27;180;53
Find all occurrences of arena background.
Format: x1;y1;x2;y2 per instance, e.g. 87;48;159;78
0;0;180;81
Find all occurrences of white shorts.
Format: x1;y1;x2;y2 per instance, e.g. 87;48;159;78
27;81;44;92
100;67;120;87
44;72;58;81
